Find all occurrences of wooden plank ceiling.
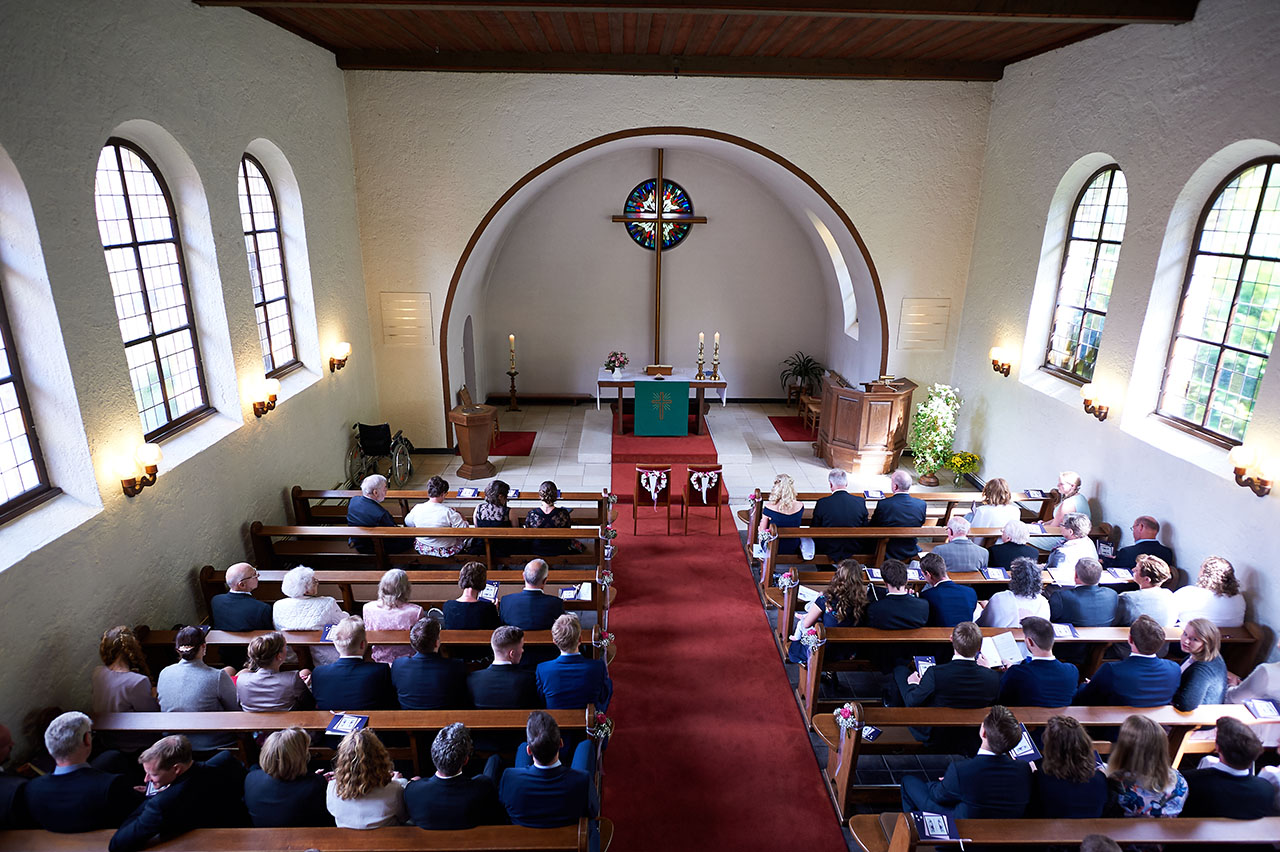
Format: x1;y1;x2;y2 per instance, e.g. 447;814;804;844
195;1;1200;81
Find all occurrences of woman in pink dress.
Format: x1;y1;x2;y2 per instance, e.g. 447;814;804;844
362;569;423;664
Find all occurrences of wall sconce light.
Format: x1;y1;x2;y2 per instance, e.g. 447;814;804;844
253;378;281;418
1080;383;1109;422
329;341;351;373
989;346;1012;377
119;443;162;497
1228;445;1273;497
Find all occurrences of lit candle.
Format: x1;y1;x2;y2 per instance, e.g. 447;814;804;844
699;331;704;344
509;334;516;369
714;332;720;345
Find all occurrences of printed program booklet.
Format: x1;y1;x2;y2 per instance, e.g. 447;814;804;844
913;655;936;677
910;812;959;841
326;713;369;736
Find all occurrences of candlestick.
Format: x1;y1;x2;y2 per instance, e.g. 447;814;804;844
509;333;516;370
506;369;521;411
696;337;705;380
711;336;720;380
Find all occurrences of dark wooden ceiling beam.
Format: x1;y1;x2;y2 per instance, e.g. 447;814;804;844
202;1;1200;26
334;48;1005;78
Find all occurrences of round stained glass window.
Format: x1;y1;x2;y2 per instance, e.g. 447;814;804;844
622;179;694;251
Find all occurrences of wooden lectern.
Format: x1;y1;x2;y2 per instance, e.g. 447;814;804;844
448;405;497;480
815;375;917;475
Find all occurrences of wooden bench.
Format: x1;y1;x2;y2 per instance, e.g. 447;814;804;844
793;623;1266;723
291;486;611;527
0;819;610;851
850;812;1280;852
815;703;1272;818
198;565;607;627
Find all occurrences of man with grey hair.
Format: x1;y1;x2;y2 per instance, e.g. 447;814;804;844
1046;512;1099;586
1049;557;1118;627
811;468;868;562
404;723;505;829
309;616;398;710
347;473;411;554
499;559;565;632
869;470;928;561
931;516;990;573
24;711;141;832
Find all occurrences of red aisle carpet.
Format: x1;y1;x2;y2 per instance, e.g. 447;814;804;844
769;415;817;442
611;432;718;464
488;430;536;456
601;436;847;852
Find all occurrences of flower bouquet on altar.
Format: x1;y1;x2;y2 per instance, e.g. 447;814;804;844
604;351;629;376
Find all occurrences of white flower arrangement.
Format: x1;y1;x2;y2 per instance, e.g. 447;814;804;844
834;702;858;730
907;383;961;477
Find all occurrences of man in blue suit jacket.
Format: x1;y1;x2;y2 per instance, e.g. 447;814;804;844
24;712;142;832
1048;558;1119;626
499;711;597;834
900;705;1032;817
868;471;928;561
310;617;398;710
1075;615;1179;706
997;617;1079;707
1182;718;1280;819
500;560;565;630
811;469;868;562
919;553;979;627
209;562;274;632
392;617;469;709
405;723;506;829
346;474;412;554
536;614;612;713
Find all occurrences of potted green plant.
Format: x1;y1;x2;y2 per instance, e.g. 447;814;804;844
907;383;961;486
778;351;826;397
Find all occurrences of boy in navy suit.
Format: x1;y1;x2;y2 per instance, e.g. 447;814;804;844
469;626;541;709
1183;717;1280;818
896;621;1000;750
536;614;612;713
899;705;1031;817
868;470;928;561
391;616;469;709
997;616;1080;706
310;616;398;710
919;553;978;627
866;559;929;630
405;723;506;829
1074;615;1179;706
499;711;597;836
23;712;141;832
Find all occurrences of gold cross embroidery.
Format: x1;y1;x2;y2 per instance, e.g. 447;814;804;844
651;391;673;421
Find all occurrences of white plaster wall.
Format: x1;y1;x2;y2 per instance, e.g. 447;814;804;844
953;0;1280;650
479;147;832;397
345;73;992;445
0;0;377;748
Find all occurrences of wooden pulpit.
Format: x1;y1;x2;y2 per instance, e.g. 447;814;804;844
815;375;917;475
449;405;497;480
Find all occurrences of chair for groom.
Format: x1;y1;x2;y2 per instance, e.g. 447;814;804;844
632;465;672;534
682;463;724;535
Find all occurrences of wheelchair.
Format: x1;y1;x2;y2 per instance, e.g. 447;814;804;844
346;422;413;489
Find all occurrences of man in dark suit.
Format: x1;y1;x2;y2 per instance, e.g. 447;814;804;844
310;616;398;710
346;474;411;554
931;517;989;573
997;617;1079;707
1048;558;1119;626
1182;717;1280;818
391;616;469;710
209;562;274;631
0;723;28;829
919;553;979;627
1075;615;1180;706
499;559;565;630
405;723;506;829
899;705;1032;817
867;559;929;630
470;626;542;709
499;711;597;834
868;470;928;561
536;614;612;713
1101;515;1176;572
109;736;247;852
811;468;868;562
896;621;1001;748
23;712;141;833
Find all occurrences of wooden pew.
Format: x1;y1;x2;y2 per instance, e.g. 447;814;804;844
198;565;606;627
793;623;1266;723
850;812;1280;852
816;702;1272;818
0;819;610;852
291;486;611;527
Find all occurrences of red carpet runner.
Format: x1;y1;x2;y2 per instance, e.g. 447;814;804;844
601;436;848;852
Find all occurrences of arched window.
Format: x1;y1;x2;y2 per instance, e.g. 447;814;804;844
95;139;209;440
0;285;55;522
1158;158;1280;446
1043;166;1128;382
238;154;298;376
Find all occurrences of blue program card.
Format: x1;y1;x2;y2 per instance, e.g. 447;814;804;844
911;812;958;841
480;581;499;603
863;489;885;499
320;624;337;641
1010;723;1042;762
861;725;882;742
509;489;520;498
913;655;936;676
905;566;924;582
458;487;479;498
1025;489;1046;499
981;566;1009;580
325;713;369;736
865;567;884;581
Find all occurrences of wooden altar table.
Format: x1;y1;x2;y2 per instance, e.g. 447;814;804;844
596;368;728;435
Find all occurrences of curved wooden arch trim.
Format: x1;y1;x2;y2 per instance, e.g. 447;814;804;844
438;125;890;444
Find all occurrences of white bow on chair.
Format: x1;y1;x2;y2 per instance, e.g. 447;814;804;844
689;469;719;504
638;469;668;509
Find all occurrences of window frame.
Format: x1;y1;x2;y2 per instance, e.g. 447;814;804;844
1041;164;1126;385
0;281;59;524
98;138;212;443
1155;156;1280;450
239;153;301;379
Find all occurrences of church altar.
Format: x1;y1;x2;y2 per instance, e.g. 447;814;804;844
596;368;728;435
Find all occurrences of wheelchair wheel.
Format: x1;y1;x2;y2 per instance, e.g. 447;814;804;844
345;444;366;487
389;441;412;488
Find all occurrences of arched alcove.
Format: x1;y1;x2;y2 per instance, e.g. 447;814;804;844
438;127;888;441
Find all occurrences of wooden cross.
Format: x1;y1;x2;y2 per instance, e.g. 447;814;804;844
611;149;707;364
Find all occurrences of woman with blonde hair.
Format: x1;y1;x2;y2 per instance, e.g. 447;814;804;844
1171;556;1246;627
1173;618;1227;711
362;568;423;663
966;478;1020;530
236;632;312;711
1105;715;1188;817
244;726;332;826
325;728;408;828
1031;715;1107;818
1115;554;1175;626
759;473;804;557
787;559;868;664
92;625;160;752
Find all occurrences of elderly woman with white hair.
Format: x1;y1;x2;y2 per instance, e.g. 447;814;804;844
274;566;347;666
987;520;1040;568
362;568;423;663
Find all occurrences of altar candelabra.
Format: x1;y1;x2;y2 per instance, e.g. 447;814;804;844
506;370;521;411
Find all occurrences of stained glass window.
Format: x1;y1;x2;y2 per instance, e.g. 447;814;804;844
1043;166;1128;382
1159;158;1280;446
95;139;209;441
623;179;694;250
238;154;297;376
0;278;55;522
